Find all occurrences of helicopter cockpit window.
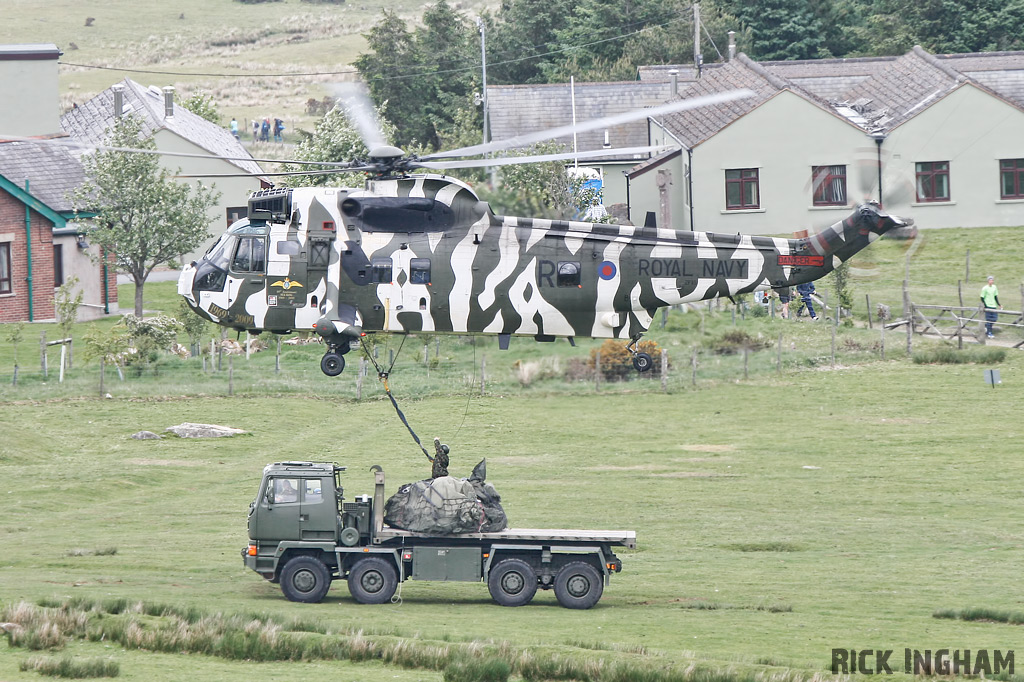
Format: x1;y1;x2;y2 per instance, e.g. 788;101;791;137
371;258;393;283
557;261;581;287
204;234;235;271
231;237;266;273
410;258;431;284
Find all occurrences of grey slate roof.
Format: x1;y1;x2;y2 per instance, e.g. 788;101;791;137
486;81;674;162
657;54;845;148
0;137;84;213
834;47;967;131
935;50;1024;108
61;79;262;175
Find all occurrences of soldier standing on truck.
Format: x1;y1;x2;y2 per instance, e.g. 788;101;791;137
431;437;450;479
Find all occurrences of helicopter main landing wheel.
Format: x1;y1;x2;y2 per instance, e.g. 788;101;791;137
320;352;345;377
632;352;653;372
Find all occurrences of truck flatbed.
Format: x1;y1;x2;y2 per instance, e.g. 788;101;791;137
374;526;637;549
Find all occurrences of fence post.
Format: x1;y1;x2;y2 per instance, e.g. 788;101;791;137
880;325;886;360
691;347;698;387
743;347;748;380
958;280;963;307
770;297;775;319
218;329;226;371
423;344;429;366
479;355;486;396
356;357;364;400
40;330;47;378
906;306;913;356
228;354;234;396
276;336;281;373
777;333;782;374
660;349;668;392
595;351;601;392
59;343;66;383
866;294;873;329
831;324;836;368
435;337;440;359
99;357;105;397
661;308;668;329
245;332;251;361
965;248;970;283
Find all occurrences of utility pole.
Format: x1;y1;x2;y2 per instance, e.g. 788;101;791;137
477;18;496;187
693;3;702;78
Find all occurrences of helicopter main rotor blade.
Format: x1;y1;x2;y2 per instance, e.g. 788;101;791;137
422;89;755;160
418;145;673;170
0;133;355;168
175;166;376;179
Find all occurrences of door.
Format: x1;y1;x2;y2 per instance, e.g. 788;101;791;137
257;476;301;542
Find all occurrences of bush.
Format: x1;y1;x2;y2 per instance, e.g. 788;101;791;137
19;655;119;678
587;339;664;380
444;658;510;682
912;347;1007;364
708;330;770;355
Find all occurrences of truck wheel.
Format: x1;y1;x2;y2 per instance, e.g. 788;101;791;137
554;561;603;609
280;556;331;603
347;557;397;604
488;558;537;607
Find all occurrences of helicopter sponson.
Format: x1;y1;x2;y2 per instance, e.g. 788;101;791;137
178;174;910;375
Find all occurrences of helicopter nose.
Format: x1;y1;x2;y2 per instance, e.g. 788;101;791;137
178;262;197;301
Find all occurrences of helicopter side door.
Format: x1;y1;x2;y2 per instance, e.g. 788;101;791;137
226;235;267;324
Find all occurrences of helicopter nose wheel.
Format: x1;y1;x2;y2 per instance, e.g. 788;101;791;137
626;335;654;373
320;350;346;376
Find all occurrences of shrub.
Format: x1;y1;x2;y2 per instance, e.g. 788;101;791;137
912;347;1007;364
19;655;119;678
708;330;770;355
444;658;511;682
588;339;664;380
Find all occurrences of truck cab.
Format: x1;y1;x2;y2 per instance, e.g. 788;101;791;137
244;461;635;609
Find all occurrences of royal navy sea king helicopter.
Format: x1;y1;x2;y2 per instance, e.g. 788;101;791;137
176;90;913;376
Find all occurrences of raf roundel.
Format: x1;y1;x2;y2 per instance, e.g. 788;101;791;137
599;261;617;281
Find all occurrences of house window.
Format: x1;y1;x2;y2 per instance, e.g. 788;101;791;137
409;258;431;284
371;258;392;283
557;261;581;287
53;244;64;287
915;161;950;202
812;165;847;206
226;206;247;227
0;243;11;294
1000;159;1024;199
725;169;759;209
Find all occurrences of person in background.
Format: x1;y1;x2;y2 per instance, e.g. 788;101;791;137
797;281;818;321
776;287;791;319
980;275;1001;338
229;117;239;140
252;119;259;143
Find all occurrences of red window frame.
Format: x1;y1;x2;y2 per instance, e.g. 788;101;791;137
811;165;847;206
0;243;11;294
725;168;760;209
915;161;950;202
1000;159;1024;199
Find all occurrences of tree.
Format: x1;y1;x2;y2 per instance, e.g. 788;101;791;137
355;1;479;150
734;0;826;61
182;91;221;125
486;0;574;84
73;116;220;317
281;104;398;187
53;275;84;369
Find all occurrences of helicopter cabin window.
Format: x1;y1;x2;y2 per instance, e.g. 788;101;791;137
231;237;266;273
915;161;950;202
276;240;300;256
725;168;759;210
1000;159;1024;199
557;261;581;287
811;165;847;206
372;258;393;283
409;258;431;284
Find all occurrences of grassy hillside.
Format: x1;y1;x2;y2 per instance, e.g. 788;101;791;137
10;0;494;135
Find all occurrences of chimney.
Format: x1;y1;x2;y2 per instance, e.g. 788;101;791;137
728;31;736;61
162;86;174;119
112;84;124;119
669;69;679;96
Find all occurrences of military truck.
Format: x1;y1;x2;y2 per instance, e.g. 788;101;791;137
243;461;636;609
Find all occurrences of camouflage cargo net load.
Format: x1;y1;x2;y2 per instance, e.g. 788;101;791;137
383;459;508;534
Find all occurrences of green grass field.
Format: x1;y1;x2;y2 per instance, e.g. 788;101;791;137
2;358;1024;680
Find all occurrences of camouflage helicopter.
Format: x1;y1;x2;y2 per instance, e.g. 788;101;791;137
174;91;912;377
